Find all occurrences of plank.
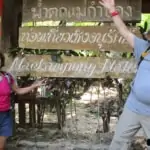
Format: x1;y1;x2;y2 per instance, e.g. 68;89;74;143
22;0;141;22
19;26;140;52
4;55;137;78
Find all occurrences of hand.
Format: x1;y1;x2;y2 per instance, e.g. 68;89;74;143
32;79;47;88
99;0;116;13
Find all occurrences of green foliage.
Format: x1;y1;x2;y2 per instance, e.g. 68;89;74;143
72;22;99;26
137;14;150;31
122;79;132;102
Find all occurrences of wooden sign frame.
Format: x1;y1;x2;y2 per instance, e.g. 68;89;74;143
22;0;141;22
19;26;140;52
4;55;137;78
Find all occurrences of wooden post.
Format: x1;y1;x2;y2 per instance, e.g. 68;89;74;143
18;101;26;127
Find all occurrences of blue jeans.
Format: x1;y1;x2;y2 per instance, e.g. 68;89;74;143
0;111;12;137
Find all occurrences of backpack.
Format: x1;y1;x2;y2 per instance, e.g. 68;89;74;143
3;72;15;110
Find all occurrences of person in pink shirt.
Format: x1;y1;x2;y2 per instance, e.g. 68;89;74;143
0;53;45;150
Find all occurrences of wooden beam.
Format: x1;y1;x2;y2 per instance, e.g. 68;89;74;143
22;0;141;22
4;55;137;78
142;0;150;13
1;0;14;52
1;0;22;52
19;26;141;52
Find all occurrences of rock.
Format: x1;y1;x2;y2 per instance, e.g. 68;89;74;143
36;142;49;148
17;140;34;147
73;143;109;150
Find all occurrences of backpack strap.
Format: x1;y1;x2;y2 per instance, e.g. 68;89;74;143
1;72;13;87
137;46;150;68
131;46;150;103
5;73;11;85
0;71;11;85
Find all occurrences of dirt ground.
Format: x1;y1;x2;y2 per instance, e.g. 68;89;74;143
7;86;147;150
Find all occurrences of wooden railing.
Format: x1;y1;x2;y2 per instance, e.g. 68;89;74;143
14;94;52;128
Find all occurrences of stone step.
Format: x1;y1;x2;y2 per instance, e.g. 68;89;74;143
6;141;109;150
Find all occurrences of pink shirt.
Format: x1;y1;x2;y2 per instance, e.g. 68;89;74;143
0;74;14;111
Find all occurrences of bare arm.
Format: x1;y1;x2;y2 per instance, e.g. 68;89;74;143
110;8;134;48
100;0;135;48
11;80;44;95
12;83;37;95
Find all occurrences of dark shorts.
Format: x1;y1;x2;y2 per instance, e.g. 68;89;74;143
0;111;12;137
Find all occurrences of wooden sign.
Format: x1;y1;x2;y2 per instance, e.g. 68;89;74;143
19;26;140;52
4;55;137;78
22;0;141;22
